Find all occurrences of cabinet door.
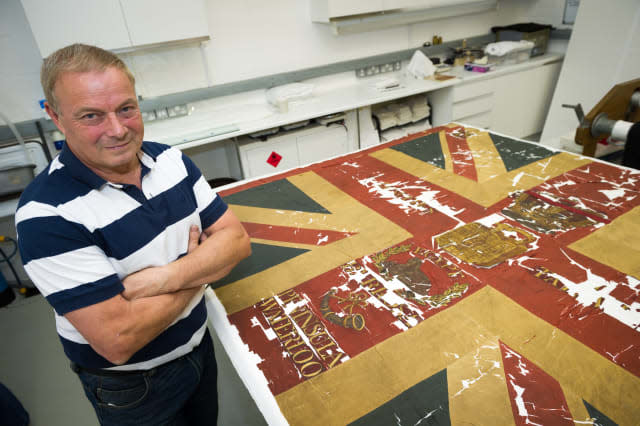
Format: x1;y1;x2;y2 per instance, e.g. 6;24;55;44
452;96;494;122
382;0;486;9
326;0;385;18
120;0;209;46
239;136;299;179
493;62;562;138
21;0;131;57
382;0;430;9
297;125;348;166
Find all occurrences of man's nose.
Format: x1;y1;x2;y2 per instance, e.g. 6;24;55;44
105;112;127;138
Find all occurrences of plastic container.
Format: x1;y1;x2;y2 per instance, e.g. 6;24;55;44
487;44;533;66
491;23;552;57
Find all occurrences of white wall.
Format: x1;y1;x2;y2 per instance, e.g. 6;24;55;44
2;0;566;124
0;0;48;124
540;0;640;151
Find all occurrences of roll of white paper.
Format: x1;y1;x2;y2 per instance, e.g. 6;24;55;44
611;120;634;142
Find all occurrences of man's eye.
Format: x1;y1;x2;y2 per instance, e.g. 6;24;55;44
82;113;97;120
120;106;137;116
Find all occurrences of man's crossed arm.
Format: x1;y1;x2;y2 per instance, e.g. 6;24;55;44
122;208;251;300
64;209;250;365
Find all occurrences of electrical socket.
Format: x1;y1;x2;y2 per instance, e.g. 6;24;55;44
355;61;402;78
380;63;394;73
366;65;379;76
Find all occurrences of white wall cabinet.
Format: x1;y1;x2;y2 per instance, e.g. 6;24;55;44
311;0;495;21
20;0;209;57
311;0;386;21
119;0;209;47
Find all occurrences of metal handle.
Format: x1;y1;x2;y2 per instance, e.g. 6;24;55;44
631;91;640;110
562;103;585;125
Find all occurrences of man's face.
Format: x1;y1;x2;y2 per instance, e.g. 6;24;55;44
46;67;144;178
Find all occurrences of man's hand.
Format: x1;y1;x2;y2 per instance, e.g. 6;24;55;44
122;225;202;300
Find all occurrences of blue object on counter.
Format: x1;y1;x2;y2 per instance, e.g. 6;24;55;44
38;99;46;109
464;63;492;73
54;140;64;150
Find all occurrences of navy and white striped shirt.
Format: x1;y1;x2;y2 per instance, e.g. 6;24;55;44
16;141;227;370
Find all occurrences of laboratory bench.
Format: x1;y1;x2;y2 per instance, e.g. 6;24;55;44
141;52;564;183
145;52;563;148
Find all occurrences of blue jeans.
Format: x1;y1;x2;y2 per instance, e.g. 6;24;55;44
72;329;218;426
0;382;29;426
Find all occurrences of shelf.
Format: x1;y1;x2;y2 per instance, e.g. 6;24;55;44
111;36;211;55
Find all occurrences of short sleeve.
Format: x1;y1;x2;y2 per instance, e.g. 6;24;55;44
17;212;123;316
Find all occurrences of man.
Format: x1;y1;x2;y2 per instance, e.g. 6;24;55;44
15;43;251;425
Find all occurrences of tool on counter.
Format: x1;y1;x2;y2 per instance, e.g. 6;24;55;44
447;39;484;67
374;77;401;91
563;78;640;168
434;63;451;74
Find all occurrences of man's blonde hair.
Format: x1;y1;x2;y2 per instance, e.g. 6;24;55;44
41;43;136;112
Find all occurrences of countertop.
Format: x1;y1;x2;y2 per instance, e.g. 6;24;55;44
144;53;564;149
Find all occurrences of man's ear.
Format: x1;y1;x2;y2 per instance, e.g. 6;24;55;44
44;102;65;134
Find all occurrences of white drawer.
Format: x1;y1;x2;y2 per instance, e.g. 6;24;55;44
239;135;299;179
238;124;350;179
452;95;494;120
297;125;348;165
453;79;496;103
454;111;493;129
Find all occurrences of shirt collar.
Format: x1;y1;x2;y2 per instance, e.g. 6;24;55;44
138;143;157;179
58;141;157;189
59;142;106;190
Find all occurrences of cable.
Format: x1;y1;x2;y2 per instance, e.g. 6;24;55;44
0;245;23;288
35;121;53;162
0;236;39;296
0;235;17;261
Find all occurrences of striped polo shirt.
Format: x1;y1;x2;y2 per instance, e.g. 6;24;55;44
16;141;228;370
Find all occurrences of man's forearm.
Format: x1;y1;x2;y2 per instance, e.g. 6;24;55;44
122;211;251;300
67;286;202;365
165;224;250;292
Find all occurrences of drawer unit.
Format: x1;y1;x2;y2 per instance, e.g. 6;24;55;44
238;124;348;179
453;78;496;103
452;95;494;121
452;79;496;129
454;111;493;129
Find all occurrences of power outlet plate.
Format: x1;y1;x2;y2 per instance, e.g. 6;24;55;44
356;60;402;78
